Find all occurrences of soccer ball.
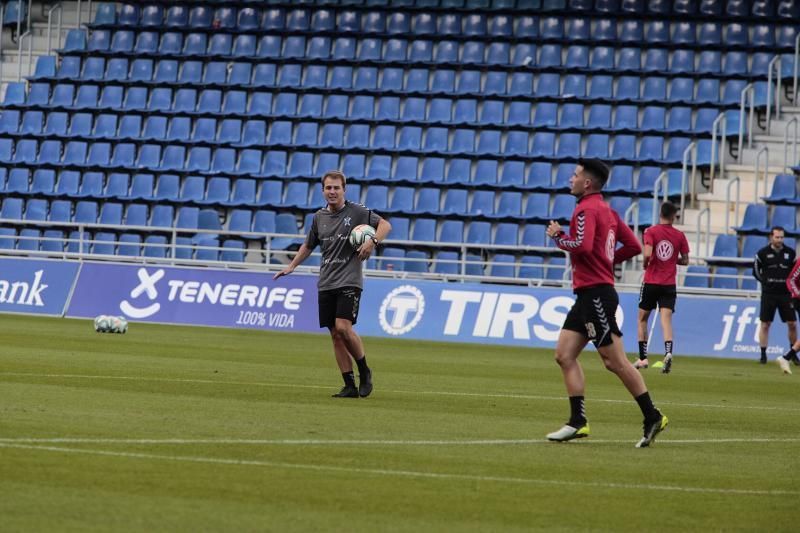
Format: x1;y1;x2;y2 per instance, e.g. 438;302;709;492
349;224;376;248
93;315;128;334
93;315;110;332
109;316;129;334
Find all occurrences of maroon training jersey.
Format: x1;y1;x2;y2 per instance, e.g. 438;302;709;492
786;259;800;298
552;193;642;291
643;224;689;285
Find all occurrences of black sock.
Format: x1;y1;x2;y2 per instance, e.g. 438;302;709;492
760;347;767;359
568;396;587;426
342;371;355;387
638;341;648;361
355;355;369;375
664;340;673;355
784;349;795;361
635;392;660;421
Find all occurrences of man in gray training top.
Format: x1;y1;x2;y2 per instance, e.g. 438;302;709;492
274;170;392;398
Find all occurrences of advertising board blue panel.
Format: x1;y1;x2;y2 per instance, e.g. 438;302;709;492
67;263;319;332
358;279;775;359
0;257;79;315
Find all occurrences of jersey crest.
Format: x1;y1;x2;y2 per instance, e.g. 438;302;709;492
655;240;674;261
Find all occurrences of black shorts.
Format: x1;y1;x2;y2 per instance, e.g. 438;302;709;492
562;285;623;348
319;287;362;328
638;283;677;312
760;293;795;323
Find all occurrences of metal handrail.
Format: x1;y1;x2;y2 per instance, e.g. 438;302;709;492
682;141;697;212
738;83;755;162
0;3;5;82
794;32;799;104
754;146;769;201
47;3;64;56
709;112;727;184
783;116;798;172
622;201;639;277
16;29;32;82
766;55;782;128
724;176;740;235
76;0;94;28
651;171;668;226
695;208;711;258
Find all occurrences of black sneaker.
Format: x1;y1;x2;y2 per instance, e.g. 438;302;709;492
635;412;669;448
759;356;767;364
789;352;800;366
332;384;359;398
358;369;373;398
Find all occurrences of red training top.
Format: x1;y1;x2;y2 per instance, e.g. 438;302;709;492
552;193;642;291
786;259;800;298
642;224;690;285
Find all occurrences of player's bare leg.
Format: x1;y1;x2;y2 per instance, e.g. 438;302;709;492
334;318;372;397
787;320;797;346
635;308;651;369
597;334;668;447
759;321;772;364
659;308;674;373
547;330;590;442
329;326;359;397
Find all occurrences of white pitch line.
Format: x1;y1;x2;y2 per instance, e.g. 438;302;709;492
2;371;799;413
0;442;794;497
1;437;800;446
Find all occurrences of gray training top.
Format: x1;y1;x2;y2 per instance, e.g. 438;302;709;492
305;201;381;291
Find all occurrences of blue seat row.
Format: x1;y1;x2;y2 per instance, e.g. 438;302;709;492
0;98;742;139
25;59;773;108
763;173;800;205
0;128;718;168
0;225;251;262
734;203;800;235
0;158;685;200
93;3;800;34
62;30;797;79
683;265;757;290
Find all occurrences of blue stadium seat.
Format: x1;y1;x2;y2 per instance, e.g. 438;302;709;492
712;267;740;290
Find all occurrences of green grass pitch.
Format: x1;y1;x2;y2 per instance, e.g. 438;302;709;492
1;314;798;532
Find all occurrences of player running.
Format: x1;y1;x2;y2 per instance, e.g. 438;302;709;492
776;256;800;374
634;202;690;374
544;159;668;448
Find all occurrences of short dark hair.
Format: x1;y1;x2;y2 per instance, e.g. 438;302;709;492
578;158;610;188
660;201;679;219
771;226;785;236
322;170;346;188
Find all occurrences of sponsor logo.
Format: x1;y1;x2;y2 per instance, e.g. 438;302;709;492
605;230;616;261
118;268;305;319
379;285;425;336
120;268;163;318
0;270;48;307
655;240;674;261
713;304;782;353
439;290;624;341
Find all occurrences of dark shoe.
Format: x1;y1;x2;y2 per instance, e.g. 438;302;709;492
759;356;767;364
662;353;673;374
789;352;800;366
635;412;669;448
332;384;359;398
358;368;373;398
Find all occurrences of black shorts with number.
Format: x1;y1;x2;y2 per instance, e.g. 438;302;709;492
638;283;678;312
760;292;795;323
318;286;362;328
562;284;623;348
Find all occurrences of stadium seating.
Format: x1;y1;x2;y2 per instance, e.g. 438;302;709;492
0;0;789;278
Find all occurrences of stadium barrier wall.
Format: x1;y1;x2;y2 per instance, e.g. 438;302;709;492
0;257;780;359
0;257;79;316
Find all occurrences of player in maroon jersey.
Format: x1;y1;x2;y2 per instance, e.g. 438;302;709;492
634;202;690;374
776;258;800;374
544;159;668;448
